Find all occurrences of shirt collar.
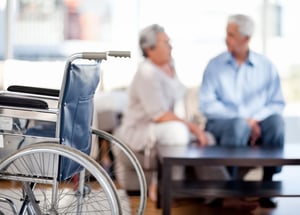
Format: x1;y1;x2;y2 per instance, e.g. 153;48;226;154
224;50;256;67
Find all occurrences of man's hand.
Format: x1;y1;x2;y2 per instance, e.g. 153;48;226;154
247;118;261;146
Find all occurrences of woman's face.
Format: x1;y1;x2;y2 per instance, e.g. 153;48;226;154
147;32;172;66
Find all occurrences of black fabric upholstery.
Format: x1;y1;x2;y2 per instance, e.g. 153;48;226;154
0;95;48;109
8;85;60;97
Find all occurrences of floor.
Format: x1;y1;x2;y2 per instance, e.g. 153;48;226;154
130;195;300;215
0;167;299;214
130;166;300;215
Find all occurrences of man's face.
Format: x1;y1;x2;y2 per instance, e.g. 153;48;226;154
147;32;172;65
225;23;249;55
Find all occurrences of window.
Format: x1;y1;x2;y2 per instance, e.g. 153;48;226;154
1;0;300;106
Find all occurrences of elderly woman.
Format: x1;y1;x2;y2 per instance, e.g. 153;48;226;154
115;24;231;203
118;24;209;151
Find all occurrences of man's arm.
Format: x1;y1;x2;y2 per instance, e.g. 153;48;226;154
252;63;285;121
199;62;237;119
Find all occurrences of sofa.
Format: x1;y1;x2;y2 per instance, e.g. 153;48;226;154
91;86;207;192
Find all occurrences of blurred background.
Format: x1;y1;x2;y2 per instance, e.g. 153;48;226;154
0;0;299;131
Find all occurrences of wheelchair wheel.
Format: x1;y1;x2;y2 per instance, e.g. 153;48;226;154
0;197;17;215
92;129;147;215
0;142;122;215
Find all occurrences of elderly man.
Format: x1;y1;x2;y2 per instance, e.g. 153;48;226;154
199;14;285;208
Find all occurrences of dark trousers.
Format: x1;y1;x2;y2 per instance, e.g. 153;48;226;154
206;114;285;180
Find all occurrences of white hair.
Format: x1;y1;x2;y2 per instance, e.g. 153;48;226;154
139;24;165;57
228;14;255;37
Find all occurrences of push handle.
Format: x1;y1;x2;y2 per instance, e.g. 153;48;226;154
80;51;130;61
82;52;108;60
107;51;131;58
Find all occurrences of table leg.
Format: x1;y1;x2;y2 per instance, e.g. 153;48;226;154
157;158;162;209
162;161;172;215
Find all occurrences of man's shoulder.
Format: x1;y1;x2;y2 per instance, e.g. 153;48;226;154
210;51;228;61
249;50;272;64
206;52;229;69
208;51;231;64
249;51;279;74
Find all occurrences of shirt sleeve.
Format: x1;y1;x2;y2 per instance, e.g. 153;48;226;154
252;63;285;121
198;61;237;119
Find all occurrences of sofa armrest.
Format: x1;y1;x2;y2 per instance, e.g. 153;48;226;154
96;110;119;132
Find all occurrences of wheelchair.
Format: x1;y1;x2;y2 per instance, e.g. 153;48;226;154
0;52;147;215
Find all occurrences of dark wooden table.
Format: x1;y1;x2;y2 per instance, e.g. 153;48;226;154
156;144;300;215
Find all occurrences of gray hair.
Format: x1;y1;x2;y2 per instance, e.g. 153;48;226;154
228;14;255;37
139;24;165;57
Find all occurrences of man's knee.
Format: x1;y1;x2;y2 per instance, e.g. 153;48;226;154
221;118;250;146
271;114;284;133
261;114;285;146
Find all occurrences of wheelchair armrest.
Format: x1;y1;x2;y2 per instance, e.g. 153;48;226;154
7;85;60;97
0;95;49;109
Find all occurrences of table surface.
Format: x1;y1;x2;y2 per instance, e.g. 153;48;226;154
157;144;300;166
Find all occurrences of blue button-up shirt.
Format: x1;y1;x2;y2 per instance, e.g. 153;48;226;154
199;51;285;121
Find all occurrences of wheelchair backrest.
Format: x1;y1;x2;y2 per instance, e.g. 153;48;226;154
58;60;100;179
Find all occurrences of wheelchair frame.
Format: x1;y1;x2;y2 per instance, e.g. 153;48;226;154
0;52;146;215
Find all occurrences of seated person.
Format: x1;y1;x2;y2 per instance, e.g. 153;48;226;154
115;24;257;211
115;23;210;201
199;14;285;208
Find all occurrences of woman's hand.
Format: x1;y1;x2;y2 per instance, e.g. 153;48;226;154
156;112;209;146
187;122;208;147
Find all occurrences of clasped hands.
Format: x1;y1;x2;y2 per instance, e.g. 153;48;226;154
247;118;261;146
